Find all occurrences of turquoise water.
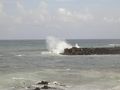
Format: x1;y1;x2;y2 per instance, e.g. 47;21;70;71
0;39;120;90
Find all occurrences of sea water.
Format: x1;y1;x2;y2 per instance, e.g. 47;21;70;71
0;38;120;90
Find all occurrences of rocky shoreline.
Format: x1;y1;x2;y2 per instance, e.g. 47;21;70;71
62;47;120;55
24;81;67;90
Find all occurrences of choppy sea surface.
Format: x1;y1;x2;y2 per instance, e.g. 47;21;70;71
0;39;120;90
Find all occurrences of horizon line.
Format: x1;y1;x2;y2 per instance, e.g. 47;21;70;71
0;38;120;40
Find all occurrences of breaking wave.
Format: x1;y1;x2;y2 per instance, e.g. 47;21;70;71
41;36;72;55
108;44;120;47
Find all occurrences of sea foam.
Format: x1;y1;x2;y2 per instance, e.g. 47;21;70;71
41;36;72;55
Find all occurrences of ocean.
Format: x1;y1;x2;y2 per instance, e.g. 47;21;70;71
0;38;120;90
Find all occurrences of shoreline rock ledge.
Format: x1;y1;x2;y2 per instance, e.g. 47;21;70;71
62;47;120;55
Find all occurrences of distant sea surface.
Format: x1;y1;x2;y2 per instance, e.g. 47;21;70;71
0;39;120;90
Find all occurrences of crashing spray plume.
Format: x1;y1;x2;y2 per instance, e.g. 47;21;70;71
46;36;72;54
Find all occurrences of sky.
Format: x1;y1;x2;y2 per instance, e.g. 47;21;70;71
0;0;120;39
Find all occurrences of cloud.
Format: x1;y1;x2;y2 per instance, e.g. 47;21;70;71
0;1;3;15
103;17;120;23
0;0;120;39
0;3;2;13
14;16;23;24
13;0;95;24
16;1;25;13
0;0;94;26
58;8;67;14
13;0;50;24
57;8;93;23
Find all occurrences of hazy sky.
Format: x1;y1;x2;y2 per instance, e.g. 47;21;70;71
0;0;120;39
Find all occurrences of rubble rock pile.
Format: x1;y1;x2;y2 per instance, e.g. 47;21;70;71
62;47;120;55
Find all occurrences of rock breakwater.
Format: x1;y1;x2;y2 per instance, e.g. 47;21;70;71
62;47;120;55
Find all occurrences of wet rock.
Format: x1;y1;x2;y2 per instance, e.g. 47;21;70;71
37;81;49;85
27;86;31;88
26;80;66;90
41;85;51;89
62;47;120;55
34;87;41;90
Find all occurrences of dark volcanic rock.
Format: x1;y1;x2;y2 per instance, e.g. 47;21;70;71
24;80;66;90
62;47;120;55
41;85;51;89
34;87;41;90
37;81;49;85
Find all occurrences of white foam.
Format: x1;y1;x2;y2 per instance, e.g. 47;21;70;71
12;77;25;80
75;43;80;48
16;54;24;57
109;44;120;47
42;36;72;55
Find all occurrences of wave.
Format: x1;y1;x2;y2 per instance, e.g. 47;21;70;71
108;44;120;47
41;36;72;55
2;69;120;90
16;54;24;57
